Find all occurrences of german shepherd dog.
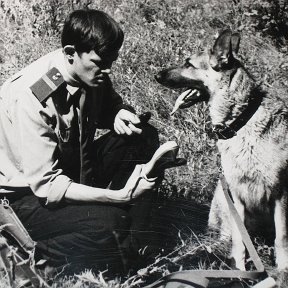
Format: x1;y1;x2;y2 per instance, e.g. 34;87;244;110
155;29;288;270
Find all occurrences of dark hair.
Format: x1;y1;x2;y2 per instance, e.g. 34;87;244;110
61;9;124;57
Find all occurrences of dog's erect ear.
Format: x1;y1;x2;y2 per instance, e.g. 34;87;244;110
213;29;232;56
231;32;241;54
209;29;240;71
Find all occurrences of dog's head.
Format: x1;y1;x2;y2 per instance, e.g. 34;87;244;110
155;29;241;116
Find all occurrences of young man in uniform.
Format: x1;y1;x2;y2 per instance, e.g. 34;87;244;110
0;9;184;276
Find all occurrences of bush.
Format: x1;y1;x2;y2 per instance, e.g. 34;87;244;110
244;0;288;49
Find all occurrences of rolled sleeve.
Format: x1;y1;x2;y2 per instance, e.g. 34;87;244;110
13;90;72;207
40;175;72;207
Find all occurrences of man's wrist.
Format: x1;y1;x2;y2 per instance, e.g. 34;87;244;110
107;188;128;203
117;104;135;114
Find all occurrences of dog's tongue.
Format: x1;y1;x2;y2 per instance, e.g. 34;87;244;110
170;89;198;116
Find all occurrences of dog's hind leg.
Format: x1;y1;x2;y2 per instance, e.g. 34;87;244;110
274;193;288;270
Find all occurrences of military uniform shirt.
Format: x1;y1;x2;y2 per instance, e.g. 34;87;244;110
0;49;129;207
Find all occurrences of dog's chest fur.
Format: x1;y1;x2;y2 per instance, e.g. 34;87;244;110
217;100;288;211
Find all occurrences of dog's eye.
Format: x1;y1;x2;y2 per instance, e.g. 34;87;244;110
184;58;196;68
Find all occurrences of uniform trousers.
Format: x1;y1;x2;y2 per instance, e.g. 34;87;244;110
6;124;160;276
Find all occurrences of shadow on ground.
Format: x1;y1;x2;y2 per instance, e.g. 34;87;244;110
147;196;210;259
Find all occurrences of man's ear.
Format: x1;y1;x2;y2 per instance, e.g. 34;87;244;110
63;45;76;62
209;29;240;71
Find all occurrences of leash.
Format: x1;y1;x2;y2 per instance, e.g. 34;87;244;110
142;174;276;288
219;174;264;271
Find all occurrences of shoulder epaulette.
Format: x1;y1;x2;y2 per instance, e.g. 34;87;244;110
30;67;65;103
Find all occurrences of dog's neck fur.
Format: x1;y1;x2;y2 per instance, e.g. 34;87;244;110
208;63;264;139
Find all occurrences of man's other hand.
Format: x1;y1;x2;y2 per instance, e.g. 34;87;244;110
114;109;142;135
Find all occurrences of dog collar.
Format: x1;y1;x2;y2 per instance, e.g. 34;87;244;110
215;88;264;140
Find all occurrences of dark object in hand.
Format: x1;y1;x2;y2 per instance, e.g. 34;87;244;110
137;112;152;127
124;112;152;128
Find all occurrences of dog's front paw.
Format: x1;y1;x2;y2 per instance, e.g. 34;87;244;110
229;256;246;271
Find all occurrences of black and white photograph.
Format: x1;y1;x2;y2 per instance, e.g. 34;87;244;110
0;0;287;287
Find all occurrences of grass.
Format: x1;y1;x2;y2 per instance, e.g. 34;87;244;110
0;0;288;287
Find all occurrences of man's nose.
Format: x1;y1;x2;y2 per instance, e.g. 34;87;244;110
101;68;111;74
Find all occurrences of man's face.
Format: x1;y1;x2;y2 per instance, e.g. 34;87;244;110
72;49;119;87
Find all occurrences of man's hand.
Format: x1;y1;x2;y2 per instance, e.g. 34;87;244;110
114;109;142;135
120;164;156;201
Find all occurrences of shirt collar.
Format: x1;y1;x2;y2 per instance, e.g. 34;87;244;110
66;84;80;96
